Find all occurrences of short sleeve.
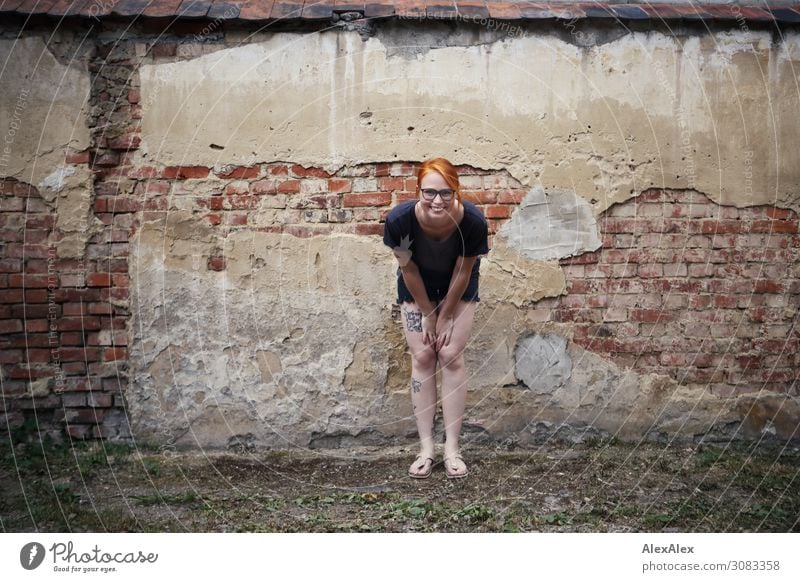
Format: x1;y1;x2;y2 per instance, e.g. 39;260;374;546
383;211;401;249
461;213;489;257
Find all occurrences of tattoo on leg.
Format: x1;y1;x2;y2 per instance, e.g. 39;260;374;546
404;310;422;332
411;378;421;393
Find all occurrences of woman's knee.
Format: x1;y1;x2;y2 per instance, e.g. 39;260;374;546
437;344;465;369
411;345;437;369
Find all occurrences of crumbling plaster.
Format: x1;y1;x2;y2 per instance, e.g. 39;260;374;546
127;24;800;447
138;26;800;214
0;36;99;258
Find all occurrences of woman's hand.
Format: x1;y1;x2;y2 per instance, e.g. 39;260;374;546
421;312;437;345
435;314;455;351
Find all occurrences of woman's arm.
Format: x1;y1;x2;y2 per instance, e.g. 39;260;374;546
434;255;476;350
397;259;436;317
396;258;439;345
438;255;477;320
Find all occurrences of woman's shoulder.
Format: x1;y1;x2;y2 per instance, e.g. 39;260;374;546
386;199;416;222
461;199;488;225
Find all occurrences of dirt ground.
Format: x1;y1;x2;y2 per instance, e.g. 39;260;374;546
1;437;798;532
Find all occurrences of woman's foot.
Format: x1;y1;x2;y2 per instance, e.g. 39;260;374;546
443;452;468;479
408;454;434;479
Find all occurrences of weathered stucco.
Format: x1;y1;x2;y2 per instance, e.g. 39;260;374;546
128;209;798;447
129;215;399;448
0;36;98;258
122;23;800;448
138;26;800;213
3;21;797;448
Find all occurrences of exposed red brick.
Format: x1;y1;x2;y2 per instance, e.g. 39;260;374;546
461;190;497;205
343;192;392;207
162;166;210;179
291;164;332;178
208;256;226;271
328;178;352;194
277;180;301;194
751;220;798;234
355;223;383;236
65;149;91;164
86;273;112;287
497;190;526;204
378;177;404;191
107;135;141;150
215;165;260;179
483;204;513;219
104;347;127;361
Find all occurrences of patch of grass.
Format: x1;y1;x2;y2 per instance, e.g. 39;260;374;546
380;498;436;521
3;439;798;532
451;503;495;525
531;511;572;526
140;458;162;477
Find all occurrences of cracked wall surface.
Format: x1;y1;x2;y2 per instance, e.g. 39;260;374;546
0;36;100;258
128;24;799;447
138;26;800;214
129;217;402;448
2;21;799;449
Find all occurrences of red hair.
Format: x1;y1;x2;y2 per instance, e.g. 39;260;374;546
416;157;461;202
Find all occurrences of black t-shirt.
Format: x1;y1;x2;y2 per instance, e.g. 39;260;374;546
382;200;489;287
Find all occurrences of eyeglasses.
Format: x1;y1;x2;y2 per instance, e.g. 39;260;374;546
420;188;455;201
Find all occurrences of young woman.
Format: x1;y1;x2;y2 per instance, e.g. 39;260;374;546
382;158;489;479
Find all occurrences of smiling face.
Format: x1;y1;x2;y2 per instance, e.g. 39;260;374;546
418;170;456;217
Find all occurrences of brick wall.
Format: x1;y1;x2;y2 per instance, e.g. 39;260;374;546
0;178;129;443
558;190;800;397
2;35;799;444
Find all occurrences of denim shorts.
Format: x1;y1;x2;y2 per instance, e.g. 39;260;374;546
397;271;480;305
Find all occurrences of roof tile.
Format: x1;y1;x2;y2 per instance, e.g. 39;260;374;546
364;1;395;19
112;0;154;17
543;4;585;20
176;0;212;18
669;4;714;21
771;8;800;22
47;0;81;17
238;0;275;20
3;1;799;24
638;4;686;20
486;1;521;20
142;0;184;17
394;0;426;18
427;2;457;19
302;0;334;20
0;0;27;13
579;3;614;19
75;0;120;17
270;0;305;19
64;0;101;16
24;0;59;14
734;7;775;22
333;0;365;14
207;1;241;19
455;1;490;20
609;5;650;20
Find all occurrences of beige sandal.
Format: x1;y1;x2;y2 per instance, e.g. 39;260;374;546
408;455;434;479
443;454;468;479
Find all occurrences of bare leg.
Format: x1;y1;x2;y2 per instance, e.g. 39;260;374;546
437;300;477;477
401;302;438;476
